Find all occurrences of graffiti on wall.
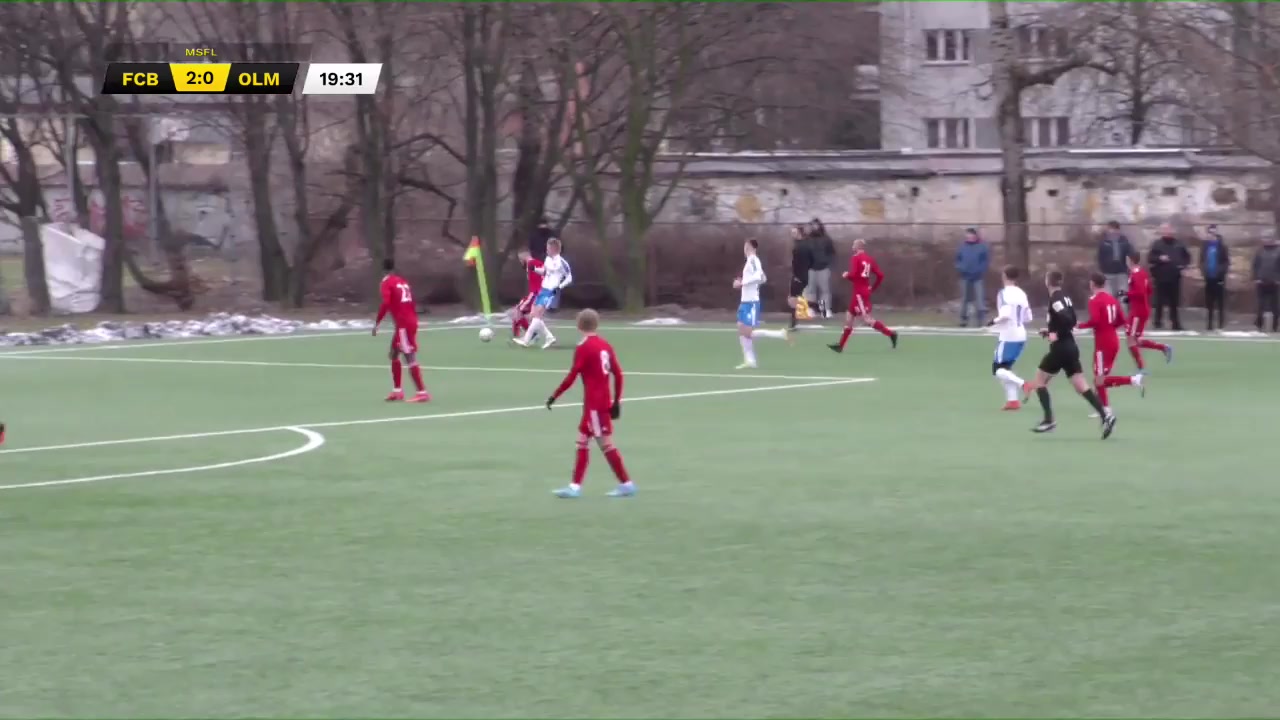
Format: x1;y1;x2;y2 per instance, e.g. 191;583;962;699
1;188;242;252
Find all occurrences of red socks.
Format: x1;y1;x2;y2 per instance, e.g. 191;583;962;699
1103;376;1134;387
409;364;425;392
838;327;853;349
572;446;630;486
513;316;529;337
871;320;894;338
391;358;403;389
1140;339;1168;352
1128;345;1145;370
572;447;589;485
604;448;630;483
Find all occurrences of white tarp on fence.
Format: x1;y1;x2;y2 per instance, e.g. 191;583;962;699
40;223;104;314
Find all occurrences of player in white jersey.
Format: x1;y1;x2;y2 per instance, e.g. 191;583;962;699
986;265;1034;410
515;238;573;349
733;239;788;369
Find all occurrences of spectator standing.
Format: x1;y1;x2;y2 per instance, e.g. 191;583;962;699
1097;221;1134;300
954;227;990;327
806;218;835;318
1147;223;1191;330
1199;224;1230;331
1253;237;1280;332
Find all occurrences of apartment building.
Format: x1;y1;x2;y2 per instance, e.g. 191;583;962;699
877;1;1195;151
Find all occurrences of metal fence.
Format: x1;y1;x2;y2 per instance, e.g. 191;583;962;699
2;215;1276;315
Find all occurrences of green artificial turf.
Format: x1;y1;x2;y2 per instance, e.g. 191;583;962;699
1;322;1278;718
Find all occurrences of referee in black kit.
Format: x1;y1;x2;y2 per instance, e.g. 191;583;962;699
1023;269;1116;439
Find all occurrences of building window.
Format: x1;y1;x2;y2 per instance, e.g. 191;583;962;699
1016;26;1070;60
924;30;972;63
926;118;972;149
1022;116;1071;147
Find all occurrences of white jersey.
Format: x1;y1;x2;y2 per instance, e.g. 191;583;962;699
740;254;765;303
992;285;1032;342
541;254;573;291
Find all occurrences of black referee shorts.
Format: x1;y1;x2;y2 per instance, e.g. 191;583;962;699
1038;341;1083;377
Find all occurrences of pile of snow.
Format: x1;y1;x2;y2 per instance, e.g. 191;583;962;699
633;317;688;326
0;313;373;348
448;313;509;325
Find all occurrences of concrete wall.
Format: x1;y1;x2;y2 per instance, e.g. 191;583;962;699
652;151;1277;244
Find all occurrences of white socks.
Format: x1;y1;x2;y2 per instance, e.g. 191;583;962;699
739;336;756;365
994;368;1024;402
522;318;554;345
754;329;786;340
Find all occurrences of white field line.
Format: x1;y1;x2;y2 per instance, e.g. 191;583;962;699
1;320;1273;358
0;354;856;382
0;428;326;491
0;378;871;457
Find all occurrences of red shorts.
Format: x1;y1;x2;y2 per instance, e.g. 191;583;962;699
848;292;872;317
391;325;418;354
579;407;614;438
1127;312;1148;339
1093;343;1119;377
516;293;536;315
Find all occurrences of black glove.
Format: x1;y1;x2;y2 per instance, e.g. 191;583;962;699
985;318;997;328
1039;328;1050;339
610;402;621;420
546;396;556;410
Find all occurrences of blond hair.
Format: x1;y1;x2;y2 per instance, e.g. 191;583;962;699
577;308;600;332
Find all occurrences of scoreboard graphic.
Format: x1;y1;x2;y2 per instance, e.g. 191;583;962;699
100;62;381;95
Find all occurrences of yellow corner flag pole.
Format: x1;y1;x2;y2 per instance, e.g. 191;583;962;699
463;236;493;319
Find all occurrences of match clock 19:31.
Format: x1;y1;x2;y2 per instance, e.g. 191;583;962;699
299;63;383;95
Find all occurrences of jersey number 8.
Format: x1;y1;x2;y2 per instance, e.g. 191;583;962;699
599;350;611;374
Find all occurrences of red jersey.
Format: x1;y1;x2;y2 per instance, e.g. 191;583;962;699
1127;266;1153;315
552;334;623;411
376;273;418;329
848;252;884;294
1079;290;1126;346
526;258;545;295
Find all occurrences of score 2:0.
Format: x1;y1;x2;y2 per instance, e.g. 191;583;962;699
186;69;215;85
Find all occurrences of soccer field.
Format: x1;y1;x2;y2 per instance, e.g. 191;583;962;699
1;323;1278;718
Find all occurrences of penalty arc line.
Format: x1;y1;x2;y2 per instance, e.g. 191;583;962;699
0;378;872;457
0;354;857;382
0;427;326;491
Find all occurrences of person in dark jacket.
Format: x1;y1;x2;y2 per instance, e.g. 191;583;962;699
1097;221;1134;300
1147;223;1191;330
1199;224;1230;331
806;218;836;318
954;227;990;326
1253;237;1280;332
788;224;813;331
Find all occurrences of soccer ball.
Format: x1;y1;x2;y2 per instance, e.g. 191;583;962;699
479;327;494;342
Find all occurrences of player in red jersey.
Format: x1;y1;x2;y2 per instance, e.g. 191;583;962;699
828;238;898;353
0;421;6;445
510;251;544;338
546;309;634;499
1124;251;1173;370
372;258;430;403
1078;272;1145;416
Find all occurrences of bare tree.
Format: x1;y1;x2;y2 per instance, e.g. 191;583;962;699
0;12;52;314
987;0;1113;271
565;3;779;310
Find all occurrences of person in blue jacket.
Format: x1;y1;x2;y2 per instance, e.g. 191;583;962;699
955;227;990;327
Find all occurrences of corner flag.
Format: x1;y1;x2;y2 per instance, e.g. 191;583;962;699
463;237;492;318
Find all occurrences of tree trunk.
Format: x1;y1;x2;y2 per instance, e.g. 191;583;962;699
21;215;51;315
245;120;288;302
990;0;1032;274
91;130;127;313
